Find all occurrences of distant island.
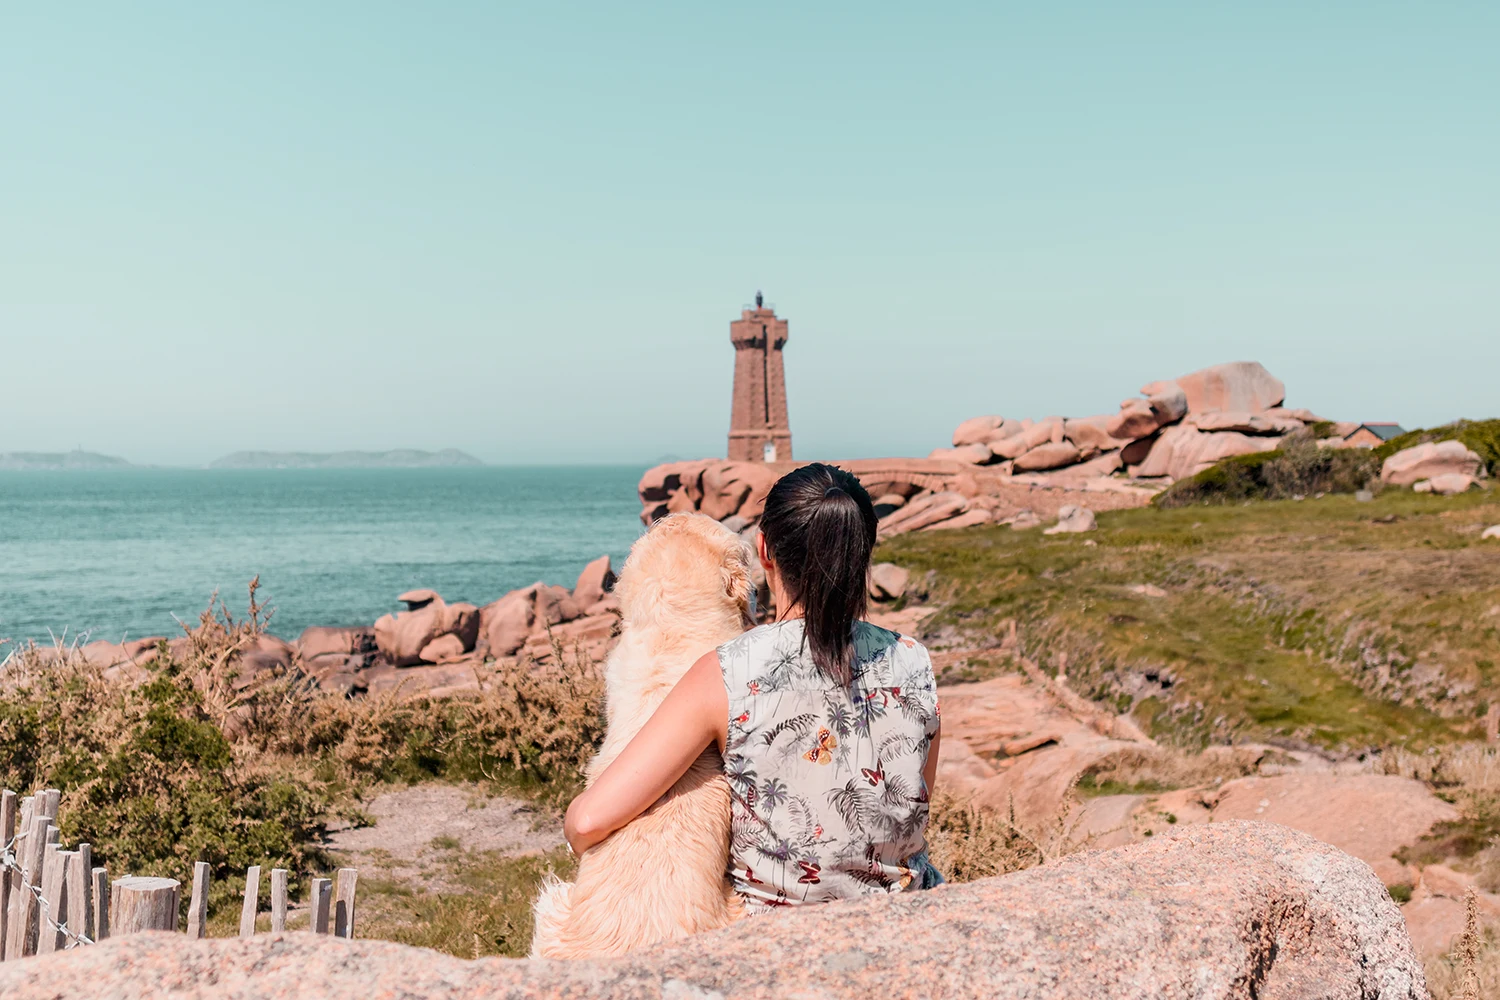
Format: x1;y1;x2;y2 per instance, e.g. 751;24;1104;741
210;449;484;469
0;450;134;471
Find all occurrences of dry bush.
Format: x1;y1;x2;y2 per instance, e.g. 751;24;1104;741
1379;745;1500;793
1425;889;1495;1000
1078;745;1263;796
926;791;1043;882
0;614;328;912
241;641;606;805
1376;745;1500;889
0;583;607;915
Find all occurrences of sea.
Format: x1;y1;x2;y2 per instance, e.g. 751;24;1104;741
0;466;648;647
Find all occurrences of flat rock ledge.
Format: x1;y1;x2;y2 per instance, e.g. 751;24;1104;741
1;823;1425;1000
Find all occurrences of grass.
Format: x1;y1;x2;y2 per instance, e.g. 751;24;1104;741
354;845;576;958
880;488;1500;751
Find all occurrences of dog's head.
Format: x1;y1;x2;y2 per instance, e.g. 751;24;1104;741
614;513;756;636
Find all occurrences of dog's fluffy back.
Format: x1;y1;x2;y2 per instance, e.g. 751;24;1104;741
530;514;753;958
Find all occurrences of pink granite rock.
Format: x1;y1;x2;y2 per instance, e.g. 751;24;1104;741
479;586;537;657
1186;411;1304;435
1150;362;1286;415
572;555;617;610
0;823;1427;1000
1013;441;1082;471
868;562;911;600
952;415;1006;447
374;594;450;667
927;443;992;465
417;633;466;664
1415;473;1476;496
1381;440;1483;486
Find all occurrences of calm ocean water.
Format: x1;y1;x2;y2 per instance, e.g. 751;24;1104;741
0;467;647;646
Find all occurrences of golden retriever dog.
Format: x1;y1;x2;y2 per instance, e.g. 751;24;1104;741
529;513;753;959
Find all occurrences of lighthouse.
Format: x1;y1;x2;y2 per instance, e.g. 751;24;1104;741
727;292;793;463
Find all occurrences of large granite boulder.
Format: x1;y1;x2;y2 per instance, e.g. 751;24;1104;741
0;823;1426;1000
572;555;617;610
1381;440;1484;486
374;593;480;667
952;414;1006;447
1131;424;1281;480
1146;361;1286;415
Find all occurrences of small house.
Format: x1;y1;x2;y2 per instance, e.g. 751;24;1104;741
1343;423;1406;449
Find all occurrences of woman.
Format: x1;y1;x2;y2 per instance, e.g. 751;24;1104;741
564;462;943;909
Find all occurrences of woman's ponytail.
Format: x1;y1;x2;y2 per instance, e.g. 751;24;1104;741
759;464;878;680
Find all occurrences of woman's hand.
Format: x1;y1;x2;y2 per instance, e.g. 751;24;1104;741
563;650;730;855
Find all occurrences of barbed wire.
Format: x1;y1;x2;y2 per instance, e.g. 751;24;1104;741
1;836;95;949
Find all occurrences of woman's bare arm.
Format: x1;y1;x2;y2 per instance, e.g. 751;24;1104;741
563;650;729;855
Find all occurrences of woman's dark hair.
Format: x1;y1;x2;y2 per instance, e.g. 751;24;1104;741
759;463;878;680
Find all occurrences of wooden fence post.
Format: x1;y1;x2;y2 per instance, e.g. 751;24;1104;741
37;841;69;954
7;814;47;958
4;795;33;961
269;869;288;932
186;862;210;940
66;845;92;947
91;868;110;941
112;877;179;934
239;865;261;938
40;790;60;820
334;868;358;939
309;878;332;934
0;790;14;959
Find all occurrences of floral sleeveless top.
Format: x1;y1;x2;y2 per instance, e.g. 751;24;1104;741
717;619;942;911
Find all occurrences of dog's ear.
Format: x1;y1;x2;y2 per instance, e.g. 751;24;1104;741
723;539;756;628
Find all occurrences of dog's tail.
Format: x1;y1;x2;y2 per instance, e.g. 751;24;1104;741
528;873;574;959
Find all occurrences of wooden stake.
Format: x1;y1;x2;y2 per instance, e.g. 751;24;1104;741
37;842;69;954
12;819;56;957
66;844;92;947
334;868;358;939
309;878;332;934
186;862;210;940
111;877;179;934
91;868;109;941
269;869;288;932
40;790;60;819
0;790;15;961
239;865;261;938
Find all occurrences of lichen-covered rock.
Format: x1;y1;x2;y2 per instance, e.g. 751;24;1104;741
0;823;1425;1000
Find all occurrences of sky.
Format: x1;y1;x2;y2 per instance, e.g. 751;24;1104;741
2;2;1496;466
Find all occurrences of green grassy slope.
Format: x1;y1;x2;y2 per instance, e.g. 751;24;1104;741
880;489;1500;753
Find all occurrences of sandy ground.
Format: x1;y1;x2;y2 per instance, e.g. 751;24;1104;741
326;784;564;894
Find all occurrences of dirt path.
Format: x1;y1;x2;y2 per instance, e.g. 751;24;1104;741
327;784;562;891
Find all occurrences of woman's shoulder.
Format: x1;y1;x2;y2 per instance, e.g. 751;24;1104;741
853;621;933;676
717;619;799;662
854;619;929;653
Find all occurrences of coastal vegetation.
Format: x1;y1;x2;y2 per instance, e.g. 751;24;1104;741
0;589;600;944
880;487;1500;752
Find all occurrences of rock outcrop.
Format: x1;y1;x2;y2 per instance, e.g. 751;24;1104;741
1382;441;1484;486
939;361;1307;488
0;824;1427;1000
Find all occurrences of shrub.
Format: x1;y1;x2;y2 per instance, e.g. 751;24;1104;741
1155;439;1381;509
0;584;606;914
0;643;329;910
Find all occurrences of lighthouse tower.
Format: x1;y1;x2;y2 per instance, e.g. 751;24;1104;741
727;292;793;463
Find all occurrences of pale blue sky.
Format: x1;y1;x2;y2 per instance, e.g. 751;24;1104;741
3;2;1496;466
